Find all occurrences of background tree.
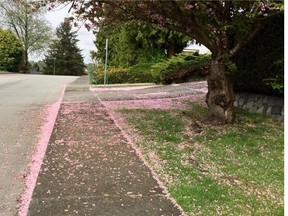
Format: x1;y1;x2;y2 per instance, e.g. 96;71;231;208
92;23;189;68
44;21;85;76
0;0;52;73
0;28;23;72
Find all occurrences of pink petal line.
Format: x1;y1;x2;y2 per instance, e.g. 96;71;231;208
17;85;66;216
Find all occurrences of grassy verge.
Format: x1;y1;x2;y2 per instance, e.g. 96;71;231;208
120;103;284;215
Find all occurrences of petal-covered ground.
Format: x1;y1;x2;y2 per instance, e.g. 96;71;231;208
27;77;188;216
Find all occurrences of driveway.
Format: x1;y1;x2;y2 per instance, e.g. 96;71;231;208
91;81;207;101
0;74;78;216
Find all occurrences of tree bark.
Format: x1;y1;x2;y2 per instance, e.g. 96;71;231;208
24;49;28;73
19;50;29;73
20;5;29;74
166;41;175;58
204;54;234;124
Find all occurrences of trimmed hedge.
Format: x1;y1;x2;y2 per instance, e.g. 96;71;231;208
127;63;155;83
90;66;128;84
90;63;155;84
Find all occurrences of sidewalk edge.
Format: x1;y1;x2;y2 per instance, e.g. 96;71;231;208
17;85;67;216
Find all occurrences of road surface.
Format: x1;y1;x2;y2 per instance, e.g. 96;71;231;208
0;74;78;216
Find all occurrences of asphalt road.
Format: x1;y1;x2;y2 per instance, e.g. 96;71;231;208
0;74;78;216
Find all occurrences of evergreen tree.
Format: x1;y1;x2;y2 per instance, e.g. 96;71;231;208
92;24;189;68
44;21;85;76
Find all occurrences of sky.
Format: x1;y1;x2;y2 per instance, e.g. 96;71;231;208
33;4;96;64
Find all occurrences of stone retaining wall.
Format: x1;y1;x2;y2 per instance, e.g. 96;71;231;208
234;92;284;121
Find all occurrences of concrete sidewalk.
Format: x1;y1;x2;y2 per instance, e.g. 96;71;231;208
27;77;182;215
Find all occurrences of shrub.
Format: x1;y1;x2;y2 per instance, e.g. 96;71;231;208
127;63;155;83
0;29;23;72
90;66;127;84
150;52;211;84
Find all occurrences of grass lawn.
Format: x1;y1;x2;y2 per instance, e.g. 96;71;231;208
119;102;284;215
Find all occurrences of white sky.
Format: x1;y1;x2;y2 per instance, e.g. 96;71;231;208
31;4;96;64
185;43;210;54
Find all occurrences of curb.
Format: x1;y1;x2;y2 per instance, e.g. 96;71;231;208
17;85;67;216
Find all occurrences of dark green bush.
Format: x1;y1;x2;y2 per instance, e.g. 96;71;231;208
234;13;284;96
150;52;211;84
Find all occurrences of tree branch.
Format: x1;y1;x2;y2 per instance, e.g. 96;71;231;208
229;22;261;58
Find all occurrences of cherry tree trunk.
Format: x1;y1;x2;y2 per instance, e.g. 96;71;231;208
166;41;175;58
205;55;234;124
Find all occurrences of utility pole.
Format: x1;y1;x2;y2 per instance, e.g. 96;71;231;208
104;38;108;85
53;57;56;75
